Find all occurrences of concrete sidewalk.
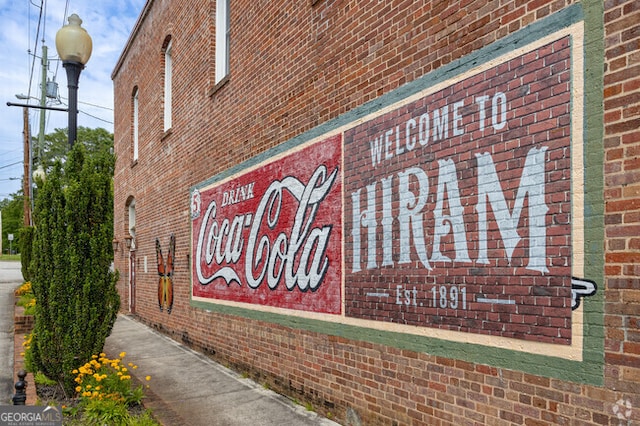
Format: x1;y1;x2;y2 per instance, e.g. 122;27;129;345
0;261;24;404
104;315;340;426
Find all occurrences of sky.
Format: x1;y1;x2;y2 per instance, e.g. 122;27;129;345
0;0;147;199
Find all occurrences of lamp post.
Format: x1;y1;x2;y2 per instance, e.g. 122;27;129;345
55;14;92;148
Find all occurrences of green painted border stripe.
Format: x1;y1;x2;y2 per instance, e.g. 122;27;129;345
580;0;606;382
192;2;605;385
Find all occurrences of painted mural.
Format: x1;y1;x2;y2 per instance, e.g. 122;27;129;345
191;135;343;314
191;30;596;346
344;37;574;345
156;235;175;313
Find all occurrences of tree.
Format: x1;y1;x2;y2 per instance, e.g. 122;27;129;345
30;143;119;395
0;192;24;254
34;126;114;172
20;225;34;281
0;127;112;256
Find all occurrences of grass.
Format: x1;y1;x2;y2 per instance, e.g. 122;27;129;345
0;254;21;261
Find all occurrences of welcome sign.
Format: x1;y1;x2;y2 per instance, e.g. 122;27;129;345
191;30;593;346
343;37;573;344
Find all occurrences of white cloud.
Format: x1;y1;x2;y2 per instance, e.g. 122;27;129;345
0;0;146;198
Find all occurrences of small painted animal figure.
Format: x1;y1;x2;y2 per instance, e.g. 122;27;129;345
156;234;175;313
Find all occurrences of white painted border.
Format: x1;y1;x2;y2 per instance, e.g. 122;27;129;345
192;22;587;361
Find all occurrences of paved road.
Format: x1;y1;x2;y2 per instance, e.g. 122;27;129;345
0;260;23;404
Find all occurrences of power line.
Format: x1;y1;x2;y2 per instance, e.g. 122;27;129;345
78;100;113;111
80;110;114;125
58;96;114;112
0;161;23;170
57;99;114;125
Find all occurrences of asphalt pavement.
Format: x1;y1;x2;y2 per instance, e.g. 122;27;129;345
0;260;23;404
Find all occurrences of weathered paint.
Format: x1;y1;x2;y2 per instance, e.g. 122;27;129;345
189;3;604;384
192;134;343;314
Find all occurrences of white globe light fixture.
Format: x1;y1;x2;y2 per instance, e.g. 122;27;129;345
55;14;92;148
32;165;46;185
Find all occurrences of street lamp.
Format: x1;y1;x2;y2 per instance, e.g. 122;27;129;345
55;13;92;148
33;165;46;184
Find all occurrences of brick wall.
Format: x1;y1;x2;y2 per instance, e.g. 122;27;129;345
112;0;639;424
603;0;640;406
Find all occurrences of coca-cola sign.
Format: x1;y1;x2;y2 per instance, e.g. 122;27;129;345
191;135;342;314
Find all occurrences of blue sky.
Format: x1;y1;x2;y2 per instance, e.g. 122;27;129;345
0;0;146;199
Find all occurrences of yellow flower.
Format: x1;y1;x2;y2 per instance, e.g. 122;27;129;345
75;386;82;392
91;354;98;359
145;376;151;381
119;351;126;358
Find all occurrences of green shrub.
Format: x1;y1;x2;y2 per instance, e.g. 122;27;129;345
83;399;131;426
30;144;119;395
19;226;34;282
129;411;160;426
33;372;57;386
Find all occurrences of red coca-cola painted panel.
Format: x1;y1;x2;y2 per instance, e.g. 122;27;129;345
191;135;342;314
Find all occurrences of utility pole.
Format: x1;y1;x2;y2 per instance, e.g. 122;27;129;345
19;44;47;228
22;106;31;227
37;46;47;165
28;45;49;222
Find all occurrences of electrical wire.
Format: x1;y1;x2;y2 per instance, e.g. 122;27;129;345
25;0;44;100
0;161;23;170
56;99;114;125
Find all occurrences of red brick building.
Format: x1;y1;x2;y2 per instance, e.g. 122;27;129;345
112;0;639;424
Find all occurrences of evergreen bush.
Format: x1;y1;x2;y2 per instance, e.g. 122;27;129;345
30;144;119;395
19;226;34;281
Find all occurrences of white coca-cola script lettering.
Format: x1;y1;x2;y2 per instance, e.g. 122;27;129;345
195;165;338;292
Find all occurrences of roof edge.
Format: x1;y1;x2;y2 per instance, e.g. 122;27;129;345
111;0;155;80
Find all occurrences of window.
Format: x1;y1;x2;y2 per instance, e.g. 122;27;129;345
133;88;139;161
164;39;173;131
215;0;229;84
128;198;136;250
